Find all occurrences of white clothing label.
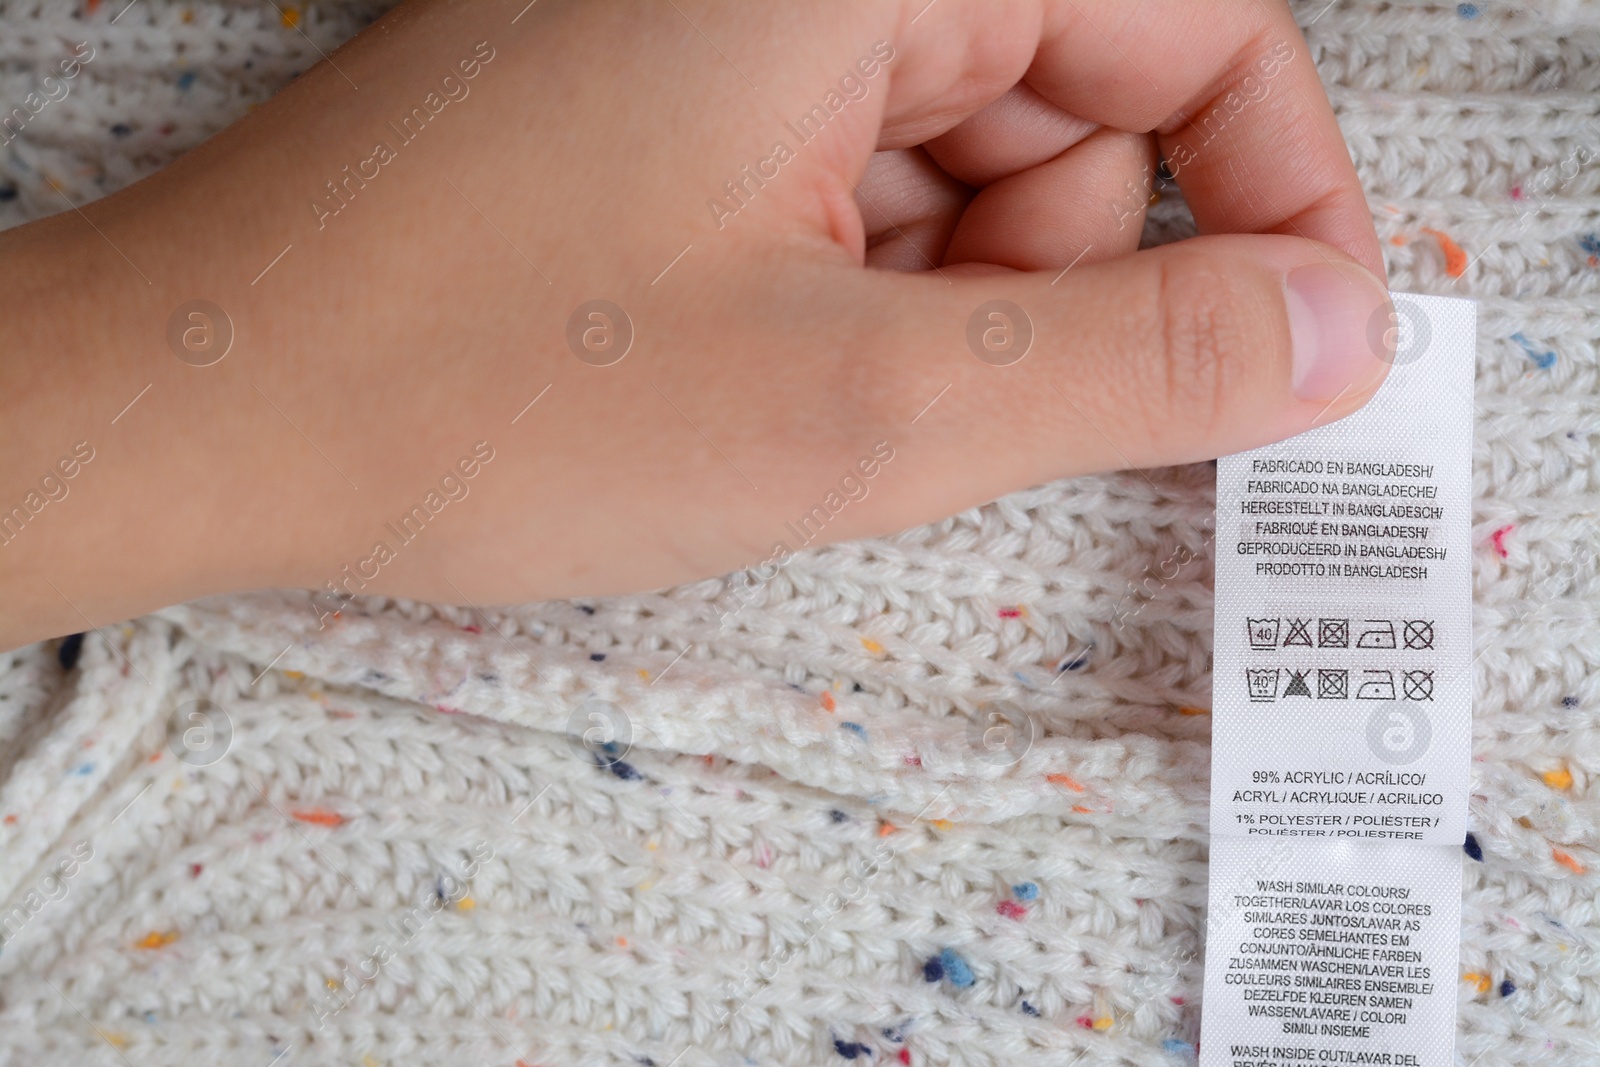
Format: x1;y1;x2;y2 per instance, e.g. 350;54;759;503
1200;293;1476;1067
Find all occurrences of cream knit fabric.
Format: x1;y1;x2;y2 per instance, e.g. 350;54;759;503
1;2;1597;1065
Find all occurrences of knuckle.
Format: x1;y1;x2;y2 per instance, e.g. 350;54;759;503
1136;252;1271;445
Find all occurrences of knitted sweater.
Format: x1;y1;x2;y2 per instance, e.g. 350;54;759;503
1;2;1596;1065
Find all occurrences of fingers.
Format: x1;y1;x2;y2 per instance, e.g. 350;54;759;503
779;234;1393;534
865;0;1382;277
941;127;1156;270
922;81;1100;187
855;148;973;270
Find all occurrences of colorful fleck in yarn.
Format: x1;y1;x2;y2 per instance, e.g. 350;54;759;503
1012;882;1039;901
830;809;848;823
1464;833;1484;861
589;652;605;661
290;808;343;826
1421;227;1469;276
1510;333;1557;369
1552;848;1585;874
832;1039;870;1060
1020;1001;1039;1017
1563;696;1580;709
1544;768;1574;790
996;900;1027;920
840;721;867;740
1464;972;1493;994
938;949;974;988
1490;525;1513;558
1501;980;1517;997
921;956;944;982
1163;1038;1197;1056
57;633;84;670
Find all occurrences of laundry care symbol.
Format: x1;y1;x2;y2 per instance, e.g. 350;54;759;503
1403;670;1434;700
1357;620;1397;649
1317;668;1348;699
1246;668;1280;702
1283;669;1312;697
1247;619;1280;650
1402;620;1435;649
1356;670;1397;700
1283;619;1313;648
1318;618;1349;648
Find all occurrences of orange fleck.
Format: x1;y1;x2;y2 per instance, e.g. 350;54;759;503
136;930;179;949
1047;774;1086;792
615;936;628;948
181;8;193;22
85;0;103;13
1389;234;1407;246
103;1032;129;1050
1421;227;1468;277
291;808;344;827
1463;972;1492;994
280;6;300;28
2;814;14;825
636;668;650;681
1544;768;1574;790
931;819;953;831
148;751;162;762
1177;705;1210;716
1092;1016;1113;1031
1072;805;1093;814
860;637;884;655
1553;848;1586;874
821;691;836;712
878;822;898;837
456;897;476;911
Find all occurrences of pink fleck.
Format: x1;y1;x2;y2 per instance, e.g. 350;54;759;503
997;900;1027;920
1490;525;1513;558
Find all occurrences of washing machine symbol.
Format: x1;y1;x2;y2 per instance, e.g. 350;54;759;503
1246;668;1281;702
1247;619;1280;650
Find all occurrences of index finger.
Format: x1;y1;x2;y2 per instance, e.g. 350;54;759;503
1026;0;1384;278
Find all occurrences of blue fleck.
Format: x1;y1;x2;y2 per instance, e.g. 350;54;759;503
73;763;94;776
840;721;867;740
1464;832;1483;862
1058;644;1094;672
1563;696;1580;708
0;186;16;202
1020;1000;1040;1016
1012;670;1035;687
1510;332;1556;369
177;71;197;90
881;1024;903;1042
830;809;848;823
1500;979;1517;997
143;1011;156;1024
939;947;974;988
1580;234;1600;256
600;756;641;781
111;123;132;137
1457;2;1480;16
833;1039;870;1059
590;652;606;661
578;604;596;615
921;955;944;982
58;632;84;670
1012;881;1039;901
1164;1038;1197;1056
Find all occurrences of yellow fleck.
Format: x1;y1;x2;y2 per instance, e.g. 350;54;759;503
362;1057;380;1067
284;670;304;680
637;669;651;681
280;6;300;28
135;930;179;949
638;881;654;891
1463;972;1492;994
1544;768;1573;790
456;897;475;911
1092;1016;1113;1031
860;637;884;655
181;9;194;22
102;1032;130;1050
326;978;340;989
646;839;659;851
932;819;953;831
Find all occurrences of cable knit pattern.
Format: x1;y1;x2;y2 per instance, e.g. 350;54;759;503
1;2;1597;1065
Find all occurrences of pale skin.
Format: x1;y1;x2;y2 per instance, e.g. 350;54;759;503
0;0;1394;652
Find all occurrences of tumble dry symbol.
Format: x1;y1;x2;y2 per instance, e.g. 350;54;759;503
1318;618;1349;648
1317;668;1348;700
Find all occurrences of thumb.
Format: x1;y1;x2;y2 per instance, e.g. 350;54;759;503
823;234;1395;518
